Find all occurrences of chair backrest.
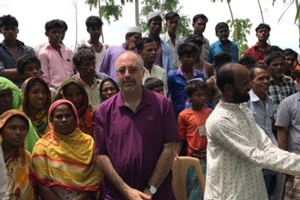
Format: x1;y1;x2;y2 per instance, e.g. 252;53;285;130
172;156;206;200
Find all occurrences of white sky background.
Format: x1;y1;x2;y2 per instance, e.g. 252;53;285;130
0;0;299;51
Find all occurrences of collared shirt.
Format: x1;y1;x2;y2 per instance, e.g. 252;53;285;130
161;32;182;68
205;101;300;200
247;90;277;145
200;36;210;62
168;67;204;117
94;86;180;199
0;40;35;87
208;40;239;64
268;75;297;119
99;44;127;80
276;92;300;154
39;43;74;89
244;42;270;62
142;64;168;95
0;147;8;199
78;77;101;107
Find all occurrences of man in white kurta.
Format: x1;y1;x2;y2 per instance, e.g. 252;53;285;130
205;63;300;200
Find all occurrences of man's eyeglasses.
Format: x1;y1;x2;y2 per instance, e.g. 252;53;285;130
116;67;141;75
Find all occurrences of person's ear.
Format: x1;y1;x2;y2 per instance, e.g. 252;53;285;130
224;84;233;94
16;28;19;34
45;31;48;37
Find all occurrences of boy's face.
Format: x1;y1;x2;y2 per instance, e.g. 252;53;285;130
87;26;102;40
180;53;197;68
76;57;96;78
152;86;164;95
1;25;18;41
189;88;207;108
46;27;62;45
166;16;180;34
23;62;42;80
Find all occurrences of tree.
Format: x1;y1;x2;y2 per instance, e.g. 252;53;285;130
272;0;300;35
139;0;192;38
72;0;78;48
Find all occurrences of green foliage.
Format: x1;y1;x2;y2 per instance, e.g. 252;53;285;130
226;18;252;58
85;0;133;24
140;0;192;38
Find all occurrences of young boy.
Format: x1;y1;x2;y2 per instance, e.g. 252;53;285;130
16;55;42;81
168;42;204;118
81;16;107;72
177;79;212;200
39;19;74;90
144;77;164;95
72;46;101;108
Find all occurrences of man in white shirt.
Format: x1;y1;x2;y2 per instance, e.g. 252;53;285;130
137;37;167;95
161;12;181;68
0;147;8;199
205;63;300;200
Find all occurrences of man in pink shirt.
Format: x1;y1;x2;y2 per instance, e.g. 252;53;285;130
39;19;74;89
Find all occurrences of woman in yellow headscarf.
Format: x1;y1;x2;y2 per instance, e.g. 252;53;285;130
21;77;51;138
32;99;102;200
0;109;35;200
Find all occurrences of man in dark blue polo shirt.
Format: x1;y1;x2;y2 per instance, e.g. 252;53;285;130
0;14;35;87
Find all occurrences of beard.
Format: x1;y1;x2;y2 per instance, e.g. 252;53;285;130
232;88;250;103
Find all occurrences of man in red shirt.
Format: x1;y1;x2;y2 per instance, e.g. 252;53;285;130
244;23;271;63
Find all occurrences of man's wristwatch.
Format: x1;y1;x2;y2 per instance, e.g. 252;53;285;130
146;184;157;195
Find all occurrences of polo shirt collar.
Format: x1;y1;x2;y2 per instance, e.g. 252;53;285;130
116;86;151;108
0;39;25;48
176;66;197;77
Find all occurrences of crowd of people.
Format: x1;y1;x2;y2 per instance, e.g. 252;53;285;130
1;9;300;200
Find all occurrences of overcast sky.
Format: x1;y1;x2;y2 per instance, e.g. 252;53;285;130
0;0;299;51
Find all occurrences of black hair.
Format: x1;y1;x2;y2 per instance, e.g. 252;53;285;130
248;63;268;80
59;20;68;32
3;115;29;130
214;52;232;67
265;51;285;66
255;23;271;32
72;48;95;68
148;15;162;25
215;22;229;35
238;56;256;68
184;34;204;48
177;43;198;57
165;12;180;21
144;77;164;91
45;19;63;32
265;45;284;56
284;48;298;58
16;55;41;74
99;78;120;100
192;14;208;23
85;16;103;28
136;37;154;53
216;63;235;92
0;15;18;29
185;80;207;97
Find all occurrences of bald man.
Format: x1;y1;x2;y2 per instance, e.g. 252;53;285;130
205;63;300;200
94;51;180;200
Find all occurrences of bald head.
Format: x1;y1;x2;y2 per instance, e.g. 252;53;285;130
217;63;251;103
115;51;143;70
217;63;249;92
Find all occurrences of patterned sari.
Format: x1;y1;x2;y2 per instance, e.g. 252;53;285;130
55;78;96;136
21;77;51;138
0;77;39;153
0;110;35;200
32;100;102;198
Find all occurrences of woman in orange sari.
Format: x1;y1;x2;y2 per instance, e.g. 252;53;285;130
32;99;101;200
55;78;96;136
0;109;35;200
